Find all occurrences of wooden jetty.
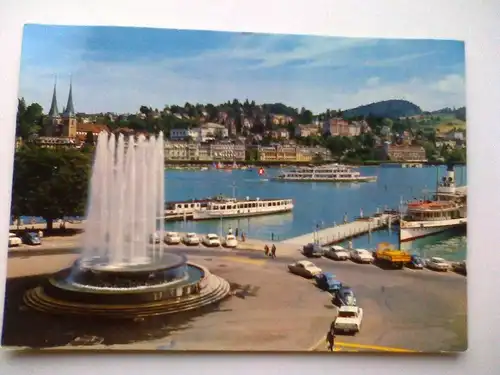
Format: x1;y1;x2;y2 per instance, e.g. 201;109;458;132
280;213;399;247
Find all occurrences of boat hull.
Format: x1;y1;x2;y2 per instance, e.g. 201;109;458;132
192;205;293;221
271;176;377;183
399;218;467;242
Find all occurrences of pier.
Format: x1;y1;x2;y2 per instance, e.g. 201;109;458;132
280;213;399;247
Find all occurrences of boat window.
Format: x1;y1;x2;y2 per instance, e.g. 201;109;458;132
190;204;194;208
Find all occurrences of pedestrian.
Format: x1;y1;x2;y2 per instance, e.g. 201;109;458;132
326;322;336;352
235;228;239;237
37;229;43;238
241;232;246;242
264;244;269;256
271;244;276;259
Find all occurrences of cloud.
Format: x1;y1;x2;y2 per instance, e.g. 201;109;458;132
19;55;465;114
18;29;465;114
366;77;380;86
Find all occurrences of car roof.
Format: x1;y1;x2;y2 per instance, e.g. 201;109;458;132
298;260;314;267
338;305;358;312
432;257;445;261
226;234;235;239
187;232;197;235
331;245;345;251
207;233;218;237
166;232;178;235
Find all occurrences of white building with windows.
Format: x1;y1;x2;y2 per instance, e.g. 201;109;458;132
169;128;200;141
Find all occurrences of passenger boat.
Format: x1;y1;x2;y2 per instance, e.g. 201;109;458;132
399;165;467;242
164;195;293;221
191;196;293;220
272;163;377;183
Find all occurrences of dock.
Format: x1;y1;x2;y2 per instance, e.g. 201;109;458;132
280;213;399;247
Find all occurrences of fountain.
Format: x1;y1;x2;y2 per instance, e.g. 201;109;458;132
24;132;230;318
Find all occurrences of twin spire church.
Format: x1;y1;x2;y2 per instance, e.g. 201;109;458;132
45;80;77;138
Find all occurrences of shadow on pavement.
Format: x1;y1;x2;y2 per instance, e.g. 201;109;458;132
1;274;230;349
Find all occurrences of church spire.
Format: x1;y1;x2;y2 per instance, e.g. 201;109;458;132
48;76;59;118
63;75;75;118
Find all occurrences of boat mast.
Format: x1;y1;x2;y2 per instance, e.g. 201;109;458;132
231;181;237;199
435;165;439;200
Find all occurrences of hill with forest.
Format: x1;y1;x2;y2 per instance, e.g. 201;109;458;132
342;100;423;119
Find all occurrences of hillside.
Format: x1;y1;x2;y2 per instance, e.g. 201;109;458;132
342;100;423;119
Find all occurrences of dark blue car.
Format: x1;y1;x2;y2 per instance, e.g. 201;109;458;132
314;272;342;291
22;232;41;245
407;254;424;269
332;286;357;306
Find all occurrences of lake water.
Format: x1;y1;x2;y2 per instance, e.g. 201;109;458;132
14;165;467;261
164;165;467;261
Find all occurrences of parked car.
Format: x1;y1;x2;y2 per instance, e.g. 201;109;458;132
453;260;467;275
149;232;161;244
224;234;238;248
183;232;200;246
332;286;357;306
334;305;364;334
288;260;322;278
350;249;373;263
22;232;41;246
406;254;424;269
203;233;221;247
302;243;324;257
324;245;349;261
164;232;181;245
427;257;450;272
8;233;22;247
314;272;342;292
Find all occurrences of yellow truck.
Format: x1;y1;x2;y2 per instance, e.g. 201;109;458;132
374;243;411;269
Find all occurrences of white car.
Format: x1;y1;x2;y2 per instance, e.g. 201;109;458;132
334;305;364;334
324;245;350;261
203;233;221;247
183;232;200;246
8;233;22;247
287;260;322;278
224;234;238;248
164;232;181;245
427;257;450;271
149;232;161;244
350;249;373;263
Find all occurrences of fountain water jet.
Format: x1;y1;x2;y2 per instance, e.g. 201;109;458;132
81;132;165;268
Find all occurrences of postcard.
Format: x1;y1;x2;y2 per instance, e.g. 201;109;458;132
3;24;467;353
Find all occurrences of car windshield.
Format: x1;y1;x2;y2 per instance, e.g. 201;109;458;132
208;235;217;239
27;233;37;238
338;311;356;318
433;258;444;263
343;290;353;295
227;235;235;240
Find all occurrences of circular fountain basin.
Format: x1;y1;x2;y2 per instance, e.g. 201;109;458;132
41;253;206;305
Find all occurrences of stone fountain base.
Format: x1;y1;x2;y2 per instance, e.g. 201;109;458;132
23;253;231;319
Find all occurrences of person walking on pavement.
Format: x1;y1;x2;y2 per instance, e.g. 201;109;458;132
271;244;277;259
264;244;270;256
326;321;336;352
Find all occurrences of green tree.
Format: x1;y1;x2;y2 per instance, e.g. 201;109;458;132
85;131;95;145
11;146;92;230
16;99;43;140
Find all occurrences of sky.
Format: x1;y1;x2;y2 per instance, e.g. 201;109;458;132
18;24;465;114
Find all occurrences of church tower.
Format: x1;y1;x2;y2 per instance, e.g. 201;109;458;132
61;77;77;138
46;80;61;136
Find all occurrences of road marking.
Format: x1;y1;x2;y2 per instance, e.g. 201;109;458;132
336;342;417;353
308;336;417;353
220;256;267;266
